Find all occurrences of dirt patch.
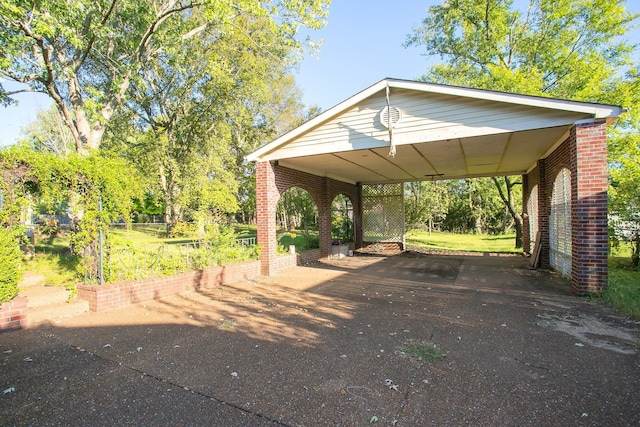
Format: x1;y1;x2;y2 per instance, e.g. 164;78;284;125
536;312;640;354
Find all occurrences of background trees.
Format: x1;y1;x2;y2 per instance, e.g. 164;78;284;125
1;0;329;278
406;0;639;251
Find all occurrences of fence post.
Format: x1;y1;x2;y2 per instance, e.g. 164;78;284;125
99;197;105;285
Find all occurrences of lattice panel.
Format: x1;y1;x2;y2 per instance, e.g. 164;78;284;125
362;183;405;243
549;168;572;278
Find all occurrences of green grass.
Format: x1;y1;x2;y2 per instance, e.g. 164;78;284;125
26;234;82;287
603;251;640;320
403;341;445;363
406;230;520;253
277;230;319;252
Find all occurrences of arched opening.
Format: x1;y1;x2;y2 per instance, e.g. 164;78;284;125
549;168;572;278
276;186;319;252
527;185;539;254
331;194;354;243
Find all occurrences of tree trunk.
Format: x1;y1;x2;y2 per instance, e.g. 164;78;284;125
492;176;523;248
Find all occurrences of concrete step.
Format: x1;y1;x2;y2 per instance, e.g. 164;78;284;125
18;284;71;309
26;299;90;327
17;282;90;327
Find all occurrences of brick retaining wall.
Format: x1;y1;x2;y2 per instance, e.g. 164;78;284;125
78;261;261;313
76;249;321;313
0;296;28;332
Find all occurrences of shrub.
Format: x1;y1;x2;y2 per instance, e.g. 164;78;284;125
0;227;23;303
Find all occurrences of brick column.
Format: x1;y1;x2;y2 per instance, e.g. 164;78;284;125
570;120;608;294
355;184;363;249
318;178;332;258
522;173;530;254
255;161;279;276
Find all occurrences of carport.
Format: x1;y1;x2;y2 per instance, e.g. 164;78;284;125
247;78;623;294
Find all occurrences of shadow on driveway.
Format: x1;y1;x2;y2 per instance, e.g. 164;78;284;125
2;252;639;425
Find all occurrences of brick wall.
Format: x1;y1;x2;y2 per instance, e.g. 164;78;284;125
297;248;322;265
571;120;608;293
523;120;608;294
77;260;260;313
0;296;28;332
256;161;361;276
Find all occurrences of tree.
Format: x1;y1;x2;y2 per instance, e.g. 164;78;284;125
1;0;329;155
105;12;308;233
19;105;74;156
406;0;639;249
609;112;640;267
492;176;523;247
405;181;450;233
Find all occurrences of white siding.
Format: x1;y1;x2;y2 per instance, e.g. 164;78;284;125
263;89;588;161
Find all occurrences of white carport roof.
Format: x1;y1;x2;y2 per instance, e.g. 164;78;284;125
247;78;622;184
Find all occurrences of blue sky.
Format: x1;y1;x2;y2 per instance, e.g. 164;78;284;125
295;0;435;110
1;0;638;146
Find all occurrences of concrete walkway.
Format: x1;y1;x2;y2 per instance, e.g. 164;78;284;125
1;252;639;426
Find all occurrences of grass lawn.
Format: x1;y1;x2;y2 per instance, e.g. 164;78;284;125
406;230;520;253
605;249;640;320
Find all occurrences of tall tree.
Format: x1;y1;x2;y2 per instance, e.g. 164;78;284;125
1;0;329;155
406;0;639;248
105;12;308;233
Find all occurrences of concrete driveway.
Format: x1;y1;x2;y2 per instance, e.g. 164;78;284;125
1;252;639;426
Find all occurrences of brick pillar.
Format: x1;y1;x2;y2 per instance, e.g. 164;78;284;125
570;120;608;294
355;184;363;249
318;177;332;258
255;161;279;276
537;159;550;269
522;173;530;254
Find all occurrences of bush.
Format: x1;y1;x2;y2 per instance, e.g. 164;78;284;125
0;227;23;303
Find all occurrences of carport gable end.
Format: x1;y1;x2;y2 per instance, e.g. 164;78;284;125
248;78;622;295
247;78;621;185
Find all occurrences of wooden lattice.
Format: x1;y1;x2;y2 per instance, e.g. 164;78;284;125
362;183;405;243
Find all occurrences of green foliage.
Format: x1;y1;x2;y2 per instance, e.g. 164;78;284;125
104;223;259;282
407;0;639;248
403;341;445;363
18;105;74;156
104;12;314;232
405;178;522;238
331;194;354;242
608;113;640;266
277;187;318;235
167;222;199;238
0;226;23;303
1;0;330;153
0;145;142;279
278;231;319;253
405;181;450;230
604;259;640;320
407;0;637;100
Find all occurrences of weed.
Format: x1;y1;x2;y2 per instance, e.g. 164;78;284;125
403;341;445;363
219;319;236;329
